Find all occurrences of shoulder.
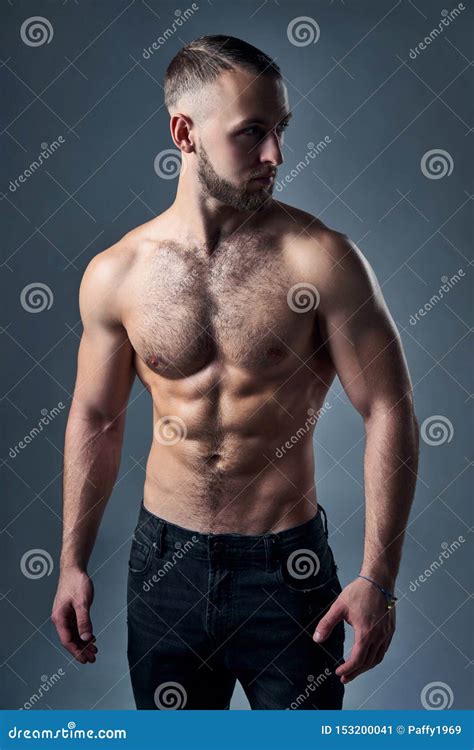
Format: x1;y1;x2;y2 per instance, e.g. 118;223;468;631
79;236;132;313
271;199;344;259
79;213;170;324
272;200;382;310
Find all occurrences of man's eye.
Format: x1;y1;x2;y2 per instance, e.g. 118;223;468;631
239;122;289;137
241;126;261;136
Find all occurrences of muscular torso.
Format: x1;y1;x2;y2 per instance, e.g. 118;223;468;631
119;201;337;533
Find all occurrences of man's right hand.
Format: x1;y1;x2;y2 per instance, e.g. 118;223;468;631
51;569;97;664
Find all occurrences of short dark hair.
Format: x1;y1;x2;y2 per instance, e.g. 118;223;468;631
164;35;281;113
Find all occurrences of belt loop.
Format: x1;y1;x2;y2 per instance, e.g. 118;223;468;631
318;503;329;539
263;535;274;573
153;518;165;557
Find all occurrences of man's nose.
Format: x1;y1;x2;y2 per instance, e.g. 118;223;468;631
259;132;284;167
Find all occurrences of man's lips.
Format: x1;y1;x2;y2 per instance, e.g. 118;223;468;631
253;174;275;184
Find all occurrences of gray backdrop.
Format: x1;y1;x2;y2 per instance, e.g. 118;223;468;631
1;0;472;711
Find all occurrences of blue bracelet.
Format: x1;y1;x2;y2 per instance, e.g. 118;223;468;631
357;574;398;609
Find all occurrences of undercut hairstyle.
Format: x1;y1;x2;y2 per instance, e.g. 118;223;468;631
163;35;281;115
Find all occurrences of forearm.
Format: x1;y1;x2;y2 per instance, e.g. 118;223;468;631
60;411;125;572
359;406;419;590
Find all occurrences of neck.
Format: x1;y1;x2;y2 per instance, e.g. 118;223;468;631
168;174;273;252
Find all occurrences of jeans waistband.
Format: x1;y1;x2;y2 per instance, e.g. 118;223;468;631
134;499;330;563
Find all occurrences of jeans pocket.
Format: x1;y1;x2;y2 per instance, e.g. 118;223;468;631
275;540;337;594
128;527;154;576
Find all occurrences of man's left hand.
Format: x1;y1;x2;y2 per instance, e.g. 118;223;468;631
313;577;396;684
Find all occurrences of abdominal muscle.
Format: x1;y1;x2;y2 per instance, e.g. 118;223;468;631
141;378;325;535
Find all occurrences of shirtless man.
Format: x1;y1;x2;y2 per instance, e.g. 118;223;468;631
51;35;419;710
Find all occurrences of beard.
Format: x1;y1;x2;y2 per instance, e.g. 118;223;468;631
196;142;274;212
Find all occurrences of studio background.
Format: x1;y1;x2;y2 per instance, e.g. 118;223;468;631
1;0;472;710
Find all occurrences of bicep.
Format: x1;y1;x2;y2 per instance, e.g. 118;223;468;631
72;324;135;427
318;236;414;419
70;253;135;427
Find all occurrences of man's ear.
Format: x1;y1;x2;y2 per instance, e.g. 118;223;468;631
170;113;195;153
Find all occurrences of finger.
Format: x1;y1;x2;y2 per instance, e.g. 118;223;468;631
75;605;94;642
82;650;96;664
54;609;87;663
53;606;74;644
339;642;382;683
335;635;370;677
75;627;97;663
80;641;97;657
313;602;345;642
64;637;88;663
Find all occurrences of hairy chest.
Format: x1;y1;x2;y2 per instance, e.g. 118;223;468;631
123;235;320;379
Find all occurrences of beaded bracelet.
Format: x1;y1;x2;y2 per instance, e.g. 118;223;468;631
357;574;398;609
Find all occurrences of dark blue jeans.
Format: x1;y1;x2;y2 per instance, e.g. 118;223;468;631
127;501;346;710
